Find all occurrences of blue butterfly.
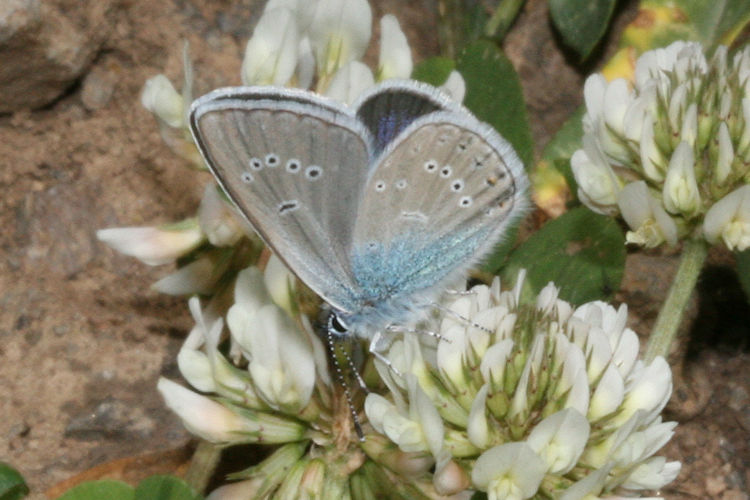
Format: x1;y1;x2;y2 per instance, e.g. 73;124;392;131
189;80;527;347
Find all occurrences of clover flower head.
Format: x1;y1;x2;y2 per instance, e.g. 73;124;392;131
364;273;680;498
573;41;750;250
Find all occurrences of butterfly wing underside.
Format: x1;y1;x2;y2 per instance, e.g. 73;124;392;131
354;81;453;155
190;88;372;312
351;111;527;303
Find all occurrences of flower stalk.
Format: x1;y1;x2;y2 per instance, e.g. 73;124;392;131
185;440;223;492
645;238;709;362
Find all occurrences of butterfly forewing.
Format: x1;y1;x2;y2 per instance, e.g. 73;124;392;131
351;111;526;301
190;89;372;312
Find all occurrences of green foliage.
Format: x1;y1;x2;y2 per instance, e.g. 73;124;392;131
134;476;203;500
549;0;618;60
55;476;202;500
539;106;585;194
736;249;750;304
680;0;750;47
457;40;534;169
502;207;626;305
0;463;29;500
56;481;135;500
411;57;455;87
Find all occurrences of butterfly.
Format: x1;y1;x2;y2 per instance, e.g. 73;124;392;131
189;80;527;349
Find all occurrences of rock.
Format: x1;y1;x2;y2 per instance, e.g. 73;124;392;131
0;0;120;113
80;63;117;111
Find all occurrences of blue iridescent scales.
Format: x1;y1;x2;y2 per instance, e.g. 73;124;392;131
189;80;528;340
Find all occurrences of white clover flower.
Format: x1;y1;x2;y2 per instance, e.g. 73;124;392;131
307;0;372;78
236;304;315;412
571;135;622;215
158;259;338;456
325;60;375;104
97;222;203;266
618;181;678;247
157;378;306;443
141;74;185;128
704;184;750;251
472;442;547;500
241;7;300;86
439;70;466;103
225;267;315;412
365;374;444;455
263;254;297;316
198;184;250;247
573;40;750;249
364;274;679;499
151;255;220;296
377;14;412;81
526;408;590;474
295;37;316;89
662;141;701;216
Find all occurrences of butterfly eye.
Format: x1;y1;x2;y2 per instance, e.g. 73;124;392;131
451;179;464;192
330;313;348;334
286;159;301;173
240;172;254;183
374;180;386;192
440;165;453;178
459;196;473;208
424;160;438;173
265;153;279;167
305;165;323;180
249;157;263;170
395;179;408;190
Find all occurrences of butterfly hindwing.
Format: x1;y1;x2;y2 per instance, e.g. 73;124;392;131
190;88;372;312
351;110;527;304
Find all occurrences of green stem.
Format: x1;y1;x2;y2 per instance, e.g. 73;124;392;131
184;440;222;493
437;0;461;59
485;0;525;40
645;238;708;362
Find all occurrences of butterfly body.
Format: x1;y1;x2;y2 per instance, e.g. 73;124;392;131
190;80;528;341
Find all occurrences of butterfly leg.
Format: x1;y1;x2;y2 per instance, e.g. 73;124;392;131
386;324;447;343
431;302;493;334
368;330;404;378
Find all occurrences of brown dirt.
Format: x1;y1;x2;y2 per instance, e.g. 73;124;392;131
0;0;747;499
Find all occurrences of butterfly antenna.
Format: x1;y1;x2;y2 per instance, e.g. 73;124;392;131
341;347;370;393
326;328;365;442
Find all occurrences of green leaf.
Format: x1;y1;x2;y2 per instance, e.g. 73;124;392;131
134;476;202;500
482;221;521;274
736;249;750;304
456;40;534;169
0;463;29;500
549;0;617;60
540;106;585;166
680;0;750;47
55;480;134;500
538;106;585;195
411;57;455;87
502;207;626;305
